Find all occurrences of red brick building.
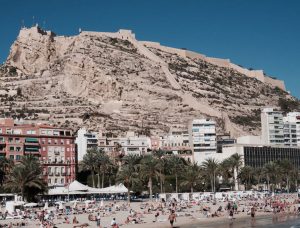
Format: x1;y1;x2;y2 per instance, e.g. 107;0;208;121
0;119;76;187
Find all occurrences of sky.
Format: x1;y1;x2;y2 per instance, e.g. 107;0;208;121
0;0;299;98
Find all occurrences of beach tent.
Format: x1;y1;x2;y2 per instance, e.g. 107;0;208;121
47;181;128;195
68;180;89;191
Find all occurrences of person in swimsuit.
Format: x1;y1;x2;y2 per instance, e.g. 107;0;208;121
168;210;176;228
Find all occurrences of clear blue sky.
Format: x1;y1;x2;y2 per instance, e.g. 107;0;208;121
1;0;299;98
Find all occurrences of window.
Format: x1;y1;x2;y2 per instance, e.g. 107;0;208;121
48;179;51;184
61;140;64;145
54;139;58;145
61;178;64;184
54;178;57;183
9;155;14;160
8;138;13;143
9;146;14;151
43;147;46;151
16;147;21;152
15;138;20;143
48;139;51;144
16;155;21;160
66;140;70;145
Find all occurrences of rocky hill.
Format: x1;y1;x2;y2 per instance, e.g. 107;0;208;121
0;26;299;137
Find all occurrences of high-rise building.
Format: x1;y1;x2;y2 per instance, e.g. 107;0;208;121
0;119;76;187
189;119;216;164
75;128;99;162
283;112;300;147
261;108;284;145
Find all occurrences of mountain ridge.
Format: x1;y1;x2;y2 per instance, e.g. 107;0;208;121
0;26;299;137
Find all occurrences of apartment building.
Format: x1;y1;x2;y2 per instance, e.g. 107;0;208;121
189;119;217;164
0;119;76;187
75;128;99;161
160;130;192;161
261;108;284;145
283;112;300;147
98;131;151;157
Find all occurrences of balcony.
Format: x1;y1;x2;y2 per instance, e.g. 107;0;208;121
55;172;60;176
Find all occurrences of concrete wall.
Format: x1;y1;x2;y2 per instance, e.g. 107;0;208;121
264;76;286;91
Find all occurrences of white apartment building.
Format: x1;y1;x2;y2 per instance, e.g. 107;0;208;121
261;108;284;145
75;128;99;162
162;130;190;148
160;130;192;162
98;131;151;156
189;119;217;164
283;112;300;147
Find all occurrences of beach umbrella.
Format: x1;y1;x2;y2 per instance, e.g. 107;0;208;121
24;202;37;207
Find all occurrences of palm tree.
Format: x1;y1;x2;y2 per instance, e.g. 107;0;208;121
140;155;160;200
253;167;264;189
202;158;219;192
94;149;111;188
228;153;243;190
181;162;201;193
263;161;278;192
154;150;166;193
277;159;293;193
122;154;141;172
218;158;234;187
5;155;46;201
168;155;186;193
82;149;98;188
116;154;141;202
239;166;254;190
291;168;299;191
0;157;13;186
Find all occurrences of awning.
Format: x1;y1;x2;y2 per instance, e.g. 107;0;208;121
25;138;39;143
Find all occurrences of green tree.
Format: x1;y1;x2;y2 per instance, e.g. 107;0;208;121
82;149;98;188
263;161;278;192
5;155;46;201
116;154;140;202
228;153;243;190
202;158;219;192
94;149;111;188
181;162;201;193
140;155;160;200
277;159;293;193
239;166;254;190
154;150;167;193
0;157;13;186
168;155;186;193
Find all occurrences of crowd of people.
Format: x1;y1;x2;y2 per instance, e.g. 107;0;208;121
0;193;299;227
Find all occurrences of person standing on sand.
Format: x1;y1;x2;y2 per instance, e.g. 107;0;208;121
250;206;255;218
96;213;101;228
168;210;176;228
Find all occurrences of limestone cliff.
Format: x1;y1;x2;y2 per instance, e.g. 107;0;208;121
0;26;299;137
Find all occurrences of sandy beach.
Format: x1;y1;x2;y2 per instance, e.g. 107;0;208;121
0;193;299;228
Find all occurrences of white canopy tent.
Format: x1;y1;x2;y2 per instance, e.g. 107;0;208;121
48;181;128;195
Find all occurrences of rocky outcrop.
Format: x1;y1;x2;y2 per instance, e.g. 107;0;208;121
0;26;298;137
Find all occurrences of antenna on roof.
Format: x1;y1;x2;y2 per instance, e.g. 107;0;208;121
43;20;46;29
21;19;25;28
32;16;35;26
